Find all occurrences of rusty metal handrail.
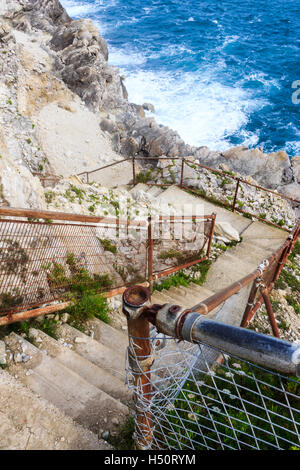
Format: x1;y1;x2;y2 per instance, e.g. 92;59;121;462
76;156;300;232
77;158;132;183
0;206;147;227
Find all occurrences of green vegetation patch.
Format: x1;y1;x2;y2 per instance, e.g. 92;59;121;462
275;268;300;292
136;169;153;184
98;238;117;254
0;239;29;282
64;291;110;331
0;289;24;314
154;259;211;292
107;415;135;450
286;294;300;315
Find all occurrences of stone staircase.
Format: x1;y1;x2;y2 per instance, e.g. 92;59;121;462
1;318;131;450
0;184;289;449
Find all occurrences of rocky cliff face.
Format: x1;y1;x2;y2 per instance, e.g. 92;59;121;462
0;0;299;210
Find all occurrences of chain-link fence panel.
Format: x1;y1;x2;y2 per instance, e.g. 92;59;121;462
152;216;215;278
126;331;300;450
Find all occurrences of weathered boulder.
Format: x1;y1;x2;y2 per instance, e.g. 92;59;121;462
194;145;295;191
0;157;46;209
100;118;118;135
48;19;124;111
12;0;71;33
278;183;300;206
122;118;192;158
214;221;240;243
221;147;291;189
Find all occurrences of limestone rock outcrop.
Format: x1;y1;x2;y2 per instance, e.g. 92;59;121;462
0;0;299;210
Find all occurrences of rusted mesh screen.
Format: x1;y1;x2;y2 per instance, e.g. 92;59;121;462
152;216;213;276
0;218;147;315
95;220;148;289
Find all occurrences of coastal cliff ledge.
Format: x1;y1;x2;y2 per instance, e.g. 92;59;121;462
0;0;299;212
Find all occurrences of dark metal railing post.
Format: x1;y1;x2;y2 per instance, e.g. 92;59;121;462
206;213;216;257
240;280;260;328
147;216;154;293
132;156;136;186
122;286;154;450
180;159;185;188
261;288;280;338
232;178;240;212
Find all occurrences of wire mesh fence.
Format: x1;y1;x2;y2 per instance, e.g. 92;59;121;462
123;218;300;451
0;216;148;316
151;215;215;279
0;209;215;318
126;332;300;450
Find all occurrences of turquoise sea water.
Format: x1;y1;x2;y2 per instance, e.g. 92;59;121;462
61;0;300;156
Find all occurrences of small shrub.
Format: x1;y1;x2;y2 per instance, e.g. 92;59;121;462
275;268;300;292
0;239;29;282
288;242;300;263
65;292;110;330
158;249;184;262
154;259;211;292
45;191;55;204
98;238;117;254
136;169;153;184
286;294;300;314
0;289;24;314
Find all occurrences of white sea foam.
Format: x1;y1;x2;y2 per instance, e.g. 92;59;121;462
286;141;300;156
122;68;264;150
61;0;117;18
241;72;281;91
109;47;146;67
150;44;195;58
60;0;100;17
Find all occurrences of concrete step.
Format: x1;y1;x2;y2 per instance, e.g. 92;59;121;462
29;328;131;405
156;186;253;233
5;333;129;436
86;318;128;354
129;183;148;195
204;251;261;291
153;288;194;308
169;286;212;307
56;324;126;382
160;288;203;308
0;369;109;450
240;221;287;251
152;289;205;310
147;186;165;197
151;290;175;305
185;283;215;298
